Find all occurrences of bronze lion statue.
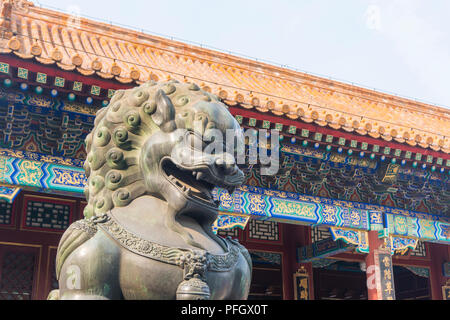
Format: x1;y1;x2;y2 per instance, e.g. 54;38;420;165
48;80;252;300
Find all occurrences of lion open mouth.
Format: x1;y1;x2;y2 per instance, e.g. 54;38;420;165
161;158;219;205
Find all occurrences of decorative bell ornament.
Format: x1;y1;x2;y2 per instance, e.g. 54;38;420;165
176;276;210;300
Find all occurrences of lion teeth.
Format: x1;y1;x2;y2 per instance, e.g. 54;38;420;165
196;172;204;180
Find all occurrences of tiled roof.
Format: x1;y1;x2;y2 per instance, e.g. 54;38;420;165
1;0;449;153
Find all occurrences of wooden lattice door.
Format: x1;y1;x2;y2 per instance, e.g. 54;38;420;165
0;244;39;300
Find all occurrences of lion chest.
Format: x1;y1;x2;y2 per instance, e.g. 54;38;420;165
118;249;251;300
95;214;252;299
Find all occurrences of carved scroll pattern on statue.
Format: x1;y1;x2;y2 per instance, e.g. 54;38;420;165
208;245;239;272
98;217;184;266
69;219;98;237
97;213;244;272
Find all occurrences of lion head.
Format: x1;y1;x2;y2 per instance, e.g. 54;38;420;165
83;80;245;221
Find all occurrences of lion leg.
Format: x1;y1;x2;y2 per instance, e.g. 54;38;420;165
58;230;123;300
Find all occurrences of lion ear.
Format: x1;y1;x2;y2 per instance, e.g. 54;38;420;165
152;89;176;132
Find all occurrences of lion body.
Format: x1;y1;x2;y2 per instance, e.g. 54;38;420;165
51;81;252;300
56;230;250;300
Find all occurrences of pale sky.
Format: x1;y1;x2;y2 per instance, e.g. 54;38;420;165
35;0;450;108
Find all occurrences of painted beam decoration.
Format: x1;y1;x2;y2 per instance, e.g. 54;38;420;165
0;185;21;203
281;144;378;170
297;237;351;262
386;213;450;244
0;154;86;194
216;184;449;224
211;213;250;235
214;185;371;230
213;185;450;245
330;227;369;253
389;236;418;255
330;226;418;255
1;151;450;245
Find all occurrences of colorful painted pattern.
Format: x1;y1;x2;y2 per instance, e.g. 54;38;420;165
0;62;9;74
242;165;450;222
0;87;96;120
386;213;450;243
329;227;419;255
281;144;378;169
0;155;86;194
224;184;450;223
0;185;21;203
214;186;370;229
211;213;250;234
297;238;351;262
330;227;369;253
0;88;93;159
0;148;84;167
389;236;418;255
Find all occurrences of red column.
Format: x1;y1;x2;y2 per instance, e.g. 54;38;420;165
429;243;449;300
282;224;311;300
365;230;385;300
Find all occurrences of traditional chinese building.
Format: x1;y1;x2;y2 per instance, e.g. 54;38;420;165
0;0;449;300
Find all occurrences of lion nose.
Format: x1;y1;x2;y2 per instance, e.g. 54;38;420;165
215;157;237;175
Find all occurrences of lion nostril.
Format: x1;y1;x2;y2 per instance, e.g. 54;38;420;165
215;158;224;167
